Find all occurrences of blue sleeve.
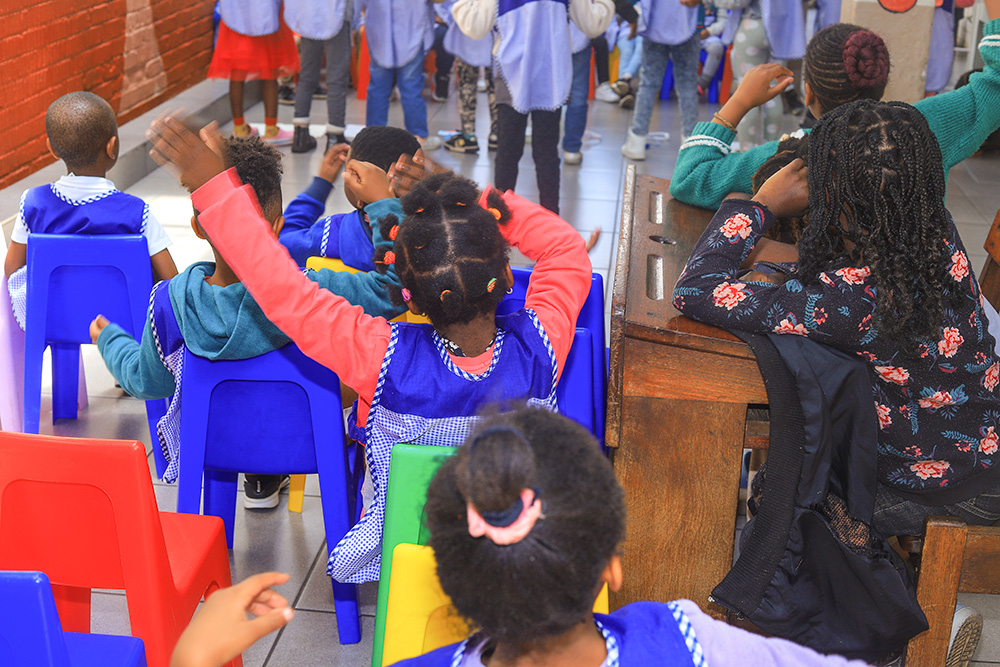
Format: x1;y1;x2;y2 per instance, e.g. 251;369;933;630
96;320;176;400
282;177;334;232
279;211;348;267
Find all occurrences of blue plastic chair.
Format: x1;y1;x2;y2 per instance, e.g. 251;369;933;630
496;267;607;442
176;343;362;644
660;50;724;102
556;328;596;436
23;235;167;456
0;570;146;666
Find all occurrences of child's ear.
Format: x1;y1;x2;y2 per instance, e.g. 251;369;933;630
106;135;119;161
190;215;207;240
405;299;423;316
45;138;59;161
272;215;285;237
503;263;514;293
600;556;623;593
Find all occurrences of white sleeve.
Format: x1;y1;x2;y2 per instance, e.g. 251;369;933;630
451;0;497;40
10;192;29;244
141;206;172;256
568;0;615;38
707;13;727;36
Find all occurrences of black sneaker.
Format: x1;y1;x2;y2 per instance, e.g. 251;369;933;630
444;133;479;153
292;125;317;153
488;134;499;152
326;133;350;153
313;86;328;99
244;474;290;509
432;73;449;102
278;85;295;106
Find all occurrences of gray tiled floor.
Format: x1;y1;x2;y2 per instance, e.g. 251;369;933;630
25;76;1000;665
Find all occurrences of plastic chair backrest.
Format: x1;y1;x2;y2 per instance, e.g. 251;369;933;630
373;444;458;667
556;328;595;436
382;544;610;666
0;272;24;432
0;571;72;666
0;432;171;595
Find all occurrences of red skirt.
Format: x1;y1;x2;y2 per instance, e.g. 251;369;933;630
207;19;300;81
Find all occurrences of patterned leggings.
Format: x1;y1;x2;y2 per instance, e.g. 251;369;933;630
730;16;783;148
457;60;497;138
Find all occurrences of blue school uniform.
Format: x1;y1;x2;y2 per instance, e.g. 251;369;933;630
495;0;574;112
329;309;560;583
720;0;806;60
279;178;376;270
284;0;349;40
637;0;699;46
440;0;493;67
361;0;434;69
219;0;281;36
391;602;704;666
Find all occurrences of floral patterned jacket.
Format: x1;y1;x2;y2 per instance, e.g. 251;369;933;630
674;199;1000;505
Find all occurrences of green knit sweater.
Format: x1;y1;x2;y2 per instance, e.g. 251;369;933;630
670;18;1000;210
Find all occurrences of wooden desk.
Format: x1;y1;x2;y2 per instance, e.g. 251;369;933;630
607;166;768;618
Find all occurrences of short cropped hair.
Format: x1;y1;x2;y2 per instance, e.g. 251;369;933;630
45;92;118;169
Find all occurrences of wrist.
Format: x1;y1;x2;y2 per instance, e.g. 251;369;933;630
717;100;750;128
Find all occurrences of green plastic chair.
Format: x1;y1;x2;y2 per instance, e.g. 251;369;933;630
372;443;458;667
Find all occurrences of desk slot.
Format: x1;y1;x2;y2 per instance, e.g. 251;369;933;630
646;254;665;300
649;190;664;225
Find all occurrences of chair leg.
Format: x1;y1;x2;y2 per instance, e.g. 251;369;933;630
51;584;91;633
51;343;80;421
288;474;306;513
204;469;239;548
78;353;89;411
332;579;361;644
145;398;168;479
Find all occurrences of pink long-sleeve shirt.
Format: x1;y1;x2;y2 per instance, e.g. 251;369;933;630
192;169;592;428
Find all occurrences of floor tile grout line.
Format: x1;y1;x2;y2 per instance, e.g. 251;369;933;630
261;538;330;666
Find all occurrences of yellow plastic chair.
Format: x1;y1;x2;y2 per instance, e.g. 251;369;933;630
382;543;609;666
305;256;430;325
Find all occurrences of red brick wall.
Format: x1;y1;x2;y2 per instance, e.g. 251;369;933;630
0;0;216;190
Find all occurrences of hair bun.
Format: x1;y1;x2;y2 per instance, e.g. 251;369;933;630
842;30;889;89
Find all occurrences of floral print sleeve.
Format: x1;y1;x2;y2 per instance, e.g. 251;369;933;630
673;199;1000;502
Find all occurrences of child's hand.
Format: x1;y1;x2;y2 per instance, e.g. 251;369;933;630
89;315;110;344
170;572;293;667
752;158;809;220
318;144;350;183
147;115;228;194
388;150;449;198
731;63;794;111
343;160;394;206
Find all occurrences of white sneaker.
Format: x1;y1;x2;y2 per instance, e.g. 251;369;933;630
621;128;647;161
476;78;488;92
563;151;582;165
595;81;619;103
947;603;983;667
419;135;443;151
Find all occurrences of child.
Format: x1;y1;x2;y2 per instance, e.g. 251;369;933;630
359;0;443;150
207;0;299;145
284;0;353;153
620;0;702;160
670;9;1000;209
4;91;177;330
90;135;403;507
698;4;728;95
439;0;498;154
451;0;615;213
279;125;421;268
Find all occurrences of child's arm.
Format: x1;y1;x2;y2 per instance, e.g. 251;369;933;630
669;63;794;209
915;16;1000;174
3;242;25;277
91;315;177;400
451;0;496;39
568;0;615;38
151;249;178;282
282;145;350;235
485;189;592;375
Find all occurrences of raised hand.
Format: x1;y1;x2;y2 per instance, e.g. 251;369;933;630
147;114;228;194
387;149;449;198
342;160;394;207
752;158;809;220
318;143;351;184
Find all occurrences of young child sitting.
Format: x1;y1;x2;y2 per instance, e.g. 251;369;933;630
4;91;177;329
145;116;592;584
90;135;403;507
169;409;870;666
279;125;421;269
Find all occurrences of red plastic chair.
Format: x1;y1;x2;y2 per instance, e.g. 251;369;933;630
357;25;371;100
0;432;237;667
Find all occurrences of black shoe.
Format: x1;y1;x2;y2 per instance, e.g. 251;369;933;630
326;133;349;153
278;85;295;106
313;86;328;99
292;125;317;153
488;134;499;152
244;474;290;509
432;73;449;102
444;133;479;153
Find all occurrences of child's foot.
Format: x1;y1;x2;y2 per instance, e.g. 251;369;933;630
444;133;479;153
292;125;317;153
488;134;499;152
432;74;450;102
233;123;258;138
313;86;328;99
618;93;635;110
263;126;294;147
948;603;983;667
326;133;349;153
278;85;295;106
610;79;631;98
585;228;601;253
595;81;618;103
563;150;582;166
419;135;442;151
243;474;290;509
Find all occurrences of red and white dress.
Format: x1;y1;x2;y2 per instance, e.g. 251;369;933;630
207;0;299;81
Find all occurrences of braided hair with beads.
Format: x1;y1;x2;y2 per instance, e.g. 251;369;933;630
372;172;514;328
796;99;958;353
804;24;890;116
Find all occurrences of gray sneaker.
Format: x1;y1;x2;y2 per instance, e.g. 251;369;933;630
947;603;983;667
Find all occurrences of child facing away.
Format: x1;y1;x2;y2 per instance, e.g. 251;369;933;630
670;5;1000;210
169;409;872;667
4;91;177;330
145;116;592;584
279;126;421;268
89;135;405;507
674;100;1000;542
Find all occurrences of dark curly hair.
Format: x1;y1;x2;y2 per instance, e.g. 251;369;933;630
373;172;513;328
425;408;625;646
797;100;957;351
752;134;810;244
224;135;284;221
805;24;890;116
349;125;421;172
46;92;118;170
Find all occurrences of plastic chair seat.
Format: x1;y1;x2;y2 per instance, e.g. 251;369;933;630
63;633;147;667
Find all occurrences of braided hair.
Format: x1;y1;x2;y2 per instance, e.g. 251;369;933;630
752;134;809;244
805;24;890;115
797;100;957;350
373;172;513;328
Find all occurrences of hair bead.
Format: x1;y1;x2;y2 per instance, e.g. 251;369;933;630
488;207;502;221
401;288;411;302
487;278;498;293
440;289;452;301
389;225;399;241
383;251;396;264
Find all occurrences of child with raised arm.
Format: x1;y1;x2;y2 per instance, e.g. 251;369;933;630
4;91;177;330
90;135;404;507
147;116;592;584
670;6;1000;210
